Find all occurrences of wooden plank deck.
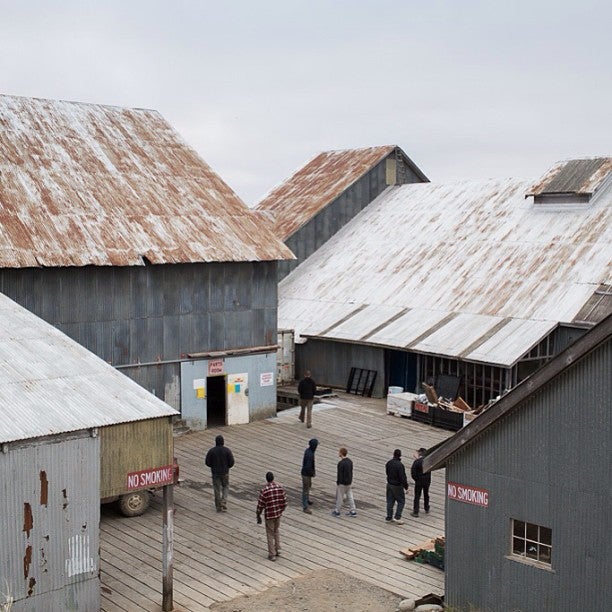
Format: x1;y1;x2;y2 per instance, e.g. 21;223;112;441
100;392;452;611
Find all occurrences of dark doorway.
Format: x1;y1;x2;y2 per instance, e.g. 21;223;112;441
207;375;226;426
386;350;417;393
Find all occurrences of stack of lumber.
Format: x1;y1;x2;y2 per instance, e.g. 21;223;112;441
400;537;443;560
400;537;445;570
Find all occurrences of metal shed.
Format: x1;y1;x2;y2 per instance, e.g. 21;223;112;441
278;159;612;404
255;145;428;278
0;94;294;429
0;292;177;610
423;313;612;610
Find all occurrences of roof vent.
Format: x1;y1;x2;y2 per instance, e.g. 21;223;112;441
526;157;611;205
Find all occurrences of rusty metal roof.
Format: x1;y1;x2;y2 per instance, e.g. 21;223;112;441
279;174;612;367
0;292;178;444
0;94;294;267
255;145;427;241
527;157;612;196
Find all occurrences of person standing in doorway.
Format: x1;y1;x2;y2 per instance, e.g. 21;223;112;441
385;449;408;524
205;434;235;512
332;447;357;517
298;370;317;428
410;447;431;517
301;438;319;513
256;471;287;561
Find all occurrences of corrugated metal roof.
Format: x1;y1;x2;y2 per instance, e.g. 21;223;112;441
527;157;612;196
279;175;612;366
255;145;427;241
0;292;178;444
0;94;294;267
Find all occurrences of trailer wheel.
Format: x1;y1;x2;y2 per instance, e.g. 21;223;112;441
118;490;150;517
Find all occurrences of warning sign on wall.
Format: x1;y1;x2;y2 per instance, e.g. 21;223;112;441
260;372;274;387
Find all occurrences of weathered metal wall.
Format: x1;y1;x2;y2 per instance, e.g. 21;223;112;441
180;351;278;429
100;417;174;498
295;338;386;397
444;337;611;610
0;260;278;409
279;155;422;279
0;434;100;611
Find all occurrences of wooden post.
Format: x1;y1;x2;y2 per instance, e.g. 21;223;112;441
162;484;174;611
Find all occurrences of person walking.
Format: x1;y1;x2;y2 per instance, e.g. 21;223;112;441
204;434;235;512
332;447;357;517
256;471;287;561
385;448;408;524
301;438;319;513
298;370;317;428
410;447;431;517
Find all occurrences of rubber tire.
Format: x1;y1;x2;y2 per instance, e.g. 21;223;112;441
118;490;150;517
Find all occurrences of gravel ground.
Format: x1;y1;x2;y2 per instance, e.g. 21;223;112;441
209;568;403;611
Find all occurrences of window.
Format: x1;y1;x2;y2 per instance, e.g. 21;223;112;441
511;519;552;565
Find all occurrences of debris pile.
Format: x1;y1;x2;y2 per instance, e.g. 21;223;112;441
400;536;445;570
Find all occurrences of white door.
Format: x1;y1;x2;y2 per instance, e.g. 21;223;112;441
227;373;249;425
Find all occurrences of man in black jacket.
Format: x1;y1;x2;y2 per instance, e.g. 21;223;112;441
410;447;431;517
332;447;357;517
301;438;318;513
385;449;408;524
205;435;235;512
298;370;317;428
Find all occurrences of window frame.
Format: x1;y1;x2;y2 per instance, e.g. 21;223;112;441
509;518;553;569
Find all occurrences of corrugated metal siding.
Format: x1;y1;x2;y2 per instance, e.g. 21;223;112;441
444;338;612;610
0;292;177;444
295;338;386;397
527;157;611;196
0;435;99;610
0;94;293;266
279;177;612;366
100;418;173;498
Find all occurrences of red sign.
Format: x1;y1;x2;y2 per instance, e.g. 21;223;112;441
447;481;489;507
414;402;429;413
208;359;224;375
127;465;175;490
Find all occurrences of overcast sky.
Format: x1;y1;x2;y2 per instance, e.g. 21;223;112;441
1;1;610;205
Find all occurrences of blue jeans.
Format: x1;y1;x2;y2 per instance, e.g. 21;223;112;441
386;483;405;520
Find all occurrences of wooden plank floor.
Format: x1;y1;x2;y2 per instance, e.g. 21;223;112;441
100;392;452;611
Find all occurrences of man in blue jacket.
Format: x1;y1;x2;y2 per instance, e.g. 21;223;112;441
301;438;319;513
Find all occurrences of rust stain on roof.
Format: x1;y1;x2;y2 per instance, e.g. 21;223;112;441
0;94;294;268
255;145;424;241
527;157;612;196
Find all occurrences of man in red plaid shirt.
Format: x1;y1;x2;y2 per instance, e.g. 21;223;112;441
256;472;287;561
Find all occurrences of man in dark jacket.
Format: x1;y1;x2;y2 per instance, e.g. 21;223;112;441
301;438;318;513
205;434;235;512
410;447;431;517
385;448;408;524
332;447;357;517
298;370;317;428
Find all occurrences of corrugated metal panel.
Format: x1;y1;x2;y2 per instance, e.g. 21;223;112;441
0;94;293;266
100;418;173;498
0;292;177;444
444;335;611;610
527;157;611;196
279;177;612;366
256;145;427;241
0;436;99;609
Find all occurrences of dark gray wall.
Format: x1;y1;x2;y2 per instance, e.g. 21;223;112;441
444;337;612;610
296;339;386;397
0;261;278;406
279;154;424;279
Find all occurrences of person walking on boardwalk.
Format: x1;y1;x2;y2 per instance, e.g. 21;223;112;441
301;438;319;513
205;434;235;512
256;471;287;561
385;448;408;524
410;447;431;517
298;370;317;428
332;447;357;517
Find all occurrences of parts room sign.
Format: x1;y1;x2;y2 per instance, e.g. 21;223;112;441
447;481;489;507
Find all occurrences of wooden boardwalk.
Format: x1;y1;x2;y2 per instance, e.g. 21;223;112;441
100;392;452;611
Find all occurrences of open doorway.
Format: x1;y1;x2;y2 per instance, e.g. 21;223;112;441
207;375;226;426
